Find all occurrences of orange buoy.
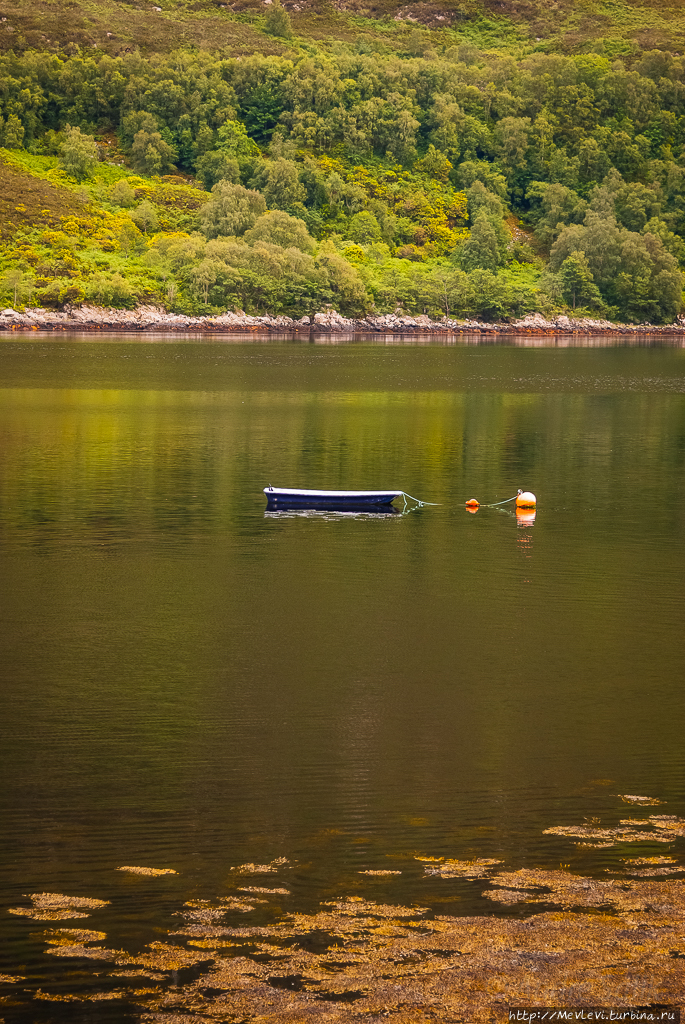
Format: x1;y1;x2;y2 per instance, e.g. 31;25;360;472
515;490;536;508
465;498;480;509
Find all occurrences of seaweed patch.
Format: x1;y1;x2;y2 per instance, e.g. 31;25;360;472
359;870;402;875
8;892;110;921
230;858;290;874
44;928;107;944
14;864;685;1020
117;866;177;876
238;887;290;895
418;858;503;879
619;794;664;805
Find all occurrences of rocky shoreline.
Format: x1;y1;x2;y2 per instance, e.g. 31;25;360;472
2;305;685;335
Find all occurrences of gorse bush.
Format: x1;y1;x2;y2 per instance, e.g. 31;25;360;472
1;39;684;321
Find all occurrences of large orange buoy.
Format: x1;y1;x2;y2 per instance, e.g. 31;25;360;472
515;490;536;508
465;498;480;508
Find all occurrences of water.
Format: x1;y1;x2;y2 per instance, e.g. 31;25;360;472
1;334;684;1018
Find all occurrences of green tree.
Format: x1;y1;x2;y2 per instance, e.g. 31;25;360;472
2;114;25;150
196;152;240;191
244;210;315;252
0;267;34;307
347;211;382;244
199;181;267;238
558;250;603;309
265;1;292;38
131;200;160;234
253;158;306;210
317;252;368;316
110;180;136;208
459;213;501;272
86;272;136;308
59;126;99;181
415;145;452;183
130;129;176;175
216;120;261;159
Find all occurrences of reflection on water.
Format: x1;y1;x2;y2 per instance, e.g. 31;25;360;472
265;509;402;519
0;335;684;1019
13;329;685;348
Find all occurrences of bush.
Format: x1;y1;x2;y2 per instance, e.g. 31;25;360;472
265;1;292;38
200;181;267;239
110;180;137;208
60;126;99;181
85;272;136;308
244;210;315;251
131;200;160;234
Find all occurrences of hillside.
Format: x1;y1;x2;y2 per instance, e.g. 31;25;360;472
1;0;685;323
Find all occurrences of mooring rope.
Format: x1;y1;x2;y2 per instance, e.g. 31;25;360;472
400;491;441;510
476;493;519;508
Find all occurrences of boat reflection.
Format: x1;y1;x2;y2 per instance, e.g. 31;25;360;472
264;508;401;520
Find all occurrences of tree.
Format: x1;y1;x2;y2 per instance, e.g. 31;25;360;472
252;158;306;210
86;272;136;308
265;1;292;38
196;152;240;191
199;181;267;238
131;200;159;234
459;213;501;272
60;126;99;181
414;144;452;183
1;115;25;150
526;182;587;246
130;129;176;175
316;252;368;316
110;180;136;208
0;268;33;307
493;117;531;172
558;250;603;309
216;120;261;159
244;210;315;251
347;211;382;244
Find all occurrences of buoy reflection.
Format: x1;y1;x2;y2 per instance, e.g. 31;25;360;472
516;509;536;527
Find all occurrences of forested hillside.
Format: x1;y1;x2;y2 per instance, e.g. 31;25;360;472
1;0;685;321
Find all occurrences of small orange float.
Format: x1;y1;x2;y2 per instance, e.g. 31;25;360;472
465;498;480;509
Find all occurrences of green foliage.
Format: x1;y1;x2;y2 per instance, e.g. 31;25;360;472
459;213;502;272
1;115;25;150
557;250;604;309
110;180;136;208
59;126;99;182
549;209;684;322
195;152;241;191
251;158;306;211
200;181;267;239
131;200;159;235
0;266;34;306
265;2;293;40
2;31;685;323
86;271;136;308
244;210;315;252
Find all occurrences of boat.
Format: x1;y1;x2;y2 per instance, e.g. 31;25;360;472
264;486;403;511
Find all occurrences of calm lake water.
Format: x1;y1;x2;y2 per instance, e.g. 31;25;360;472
1;333;684;1019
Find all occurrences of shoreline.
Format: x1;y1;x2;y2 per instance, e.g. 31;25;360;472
2;305;685;336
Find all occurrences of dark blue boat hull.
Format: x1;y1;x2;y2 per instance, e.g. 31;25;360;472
264;489;400;511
